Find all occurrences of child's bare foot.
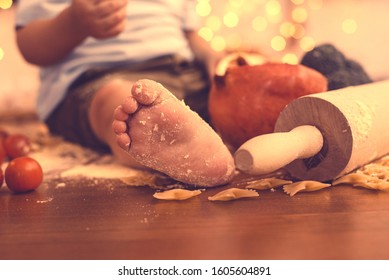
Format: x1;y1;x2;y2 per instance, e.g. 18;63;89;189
112;79;235;187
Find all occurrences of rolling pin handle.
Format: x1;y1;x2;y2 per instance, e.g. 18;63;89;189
234;125;324;175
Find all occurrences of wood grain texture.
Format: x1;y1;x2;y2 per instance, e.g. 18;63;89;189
2;176;389;260
1;115;389;260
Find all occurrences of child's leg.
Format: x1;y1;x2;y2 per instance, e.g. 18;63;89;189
88;78;141;167
90;78;235;187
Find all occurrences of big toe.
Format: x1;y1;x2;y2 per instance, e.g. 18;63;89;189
131;79;165;105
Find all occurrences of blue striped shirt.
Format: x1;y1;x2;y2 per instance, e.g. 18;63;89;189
15;0;200;120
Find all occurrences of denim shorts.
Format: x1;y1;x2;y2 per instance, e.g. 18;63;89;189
45;55;210;153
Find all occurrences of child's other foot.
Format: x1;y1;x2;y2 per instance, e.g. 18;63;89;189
112;79;235;187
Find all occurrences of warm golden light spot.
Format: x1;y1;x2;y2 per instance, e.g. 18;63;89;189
195;1;212;17
291;23;305;39
223;12;239;28
342;18;358;34
252;16;268;32
0;0;12;9
265;0;282;16
266;12;283;24
0;47;4;61
206;15;222;31
291;0;305;5
229;0;244;8
280;21;295;38
292;7;308;23
226;34;242;50
307;0;323;10
211;36;226;52
282;53;299;64
198;27;214;42
299;36;315;51
271;35;286;52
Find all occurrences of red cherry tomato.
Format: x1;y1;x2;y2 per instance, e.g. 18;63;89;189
0;168;3;188
0;128;8;164
3;134;31;159
0;128;9;143
0;144;6;164
5;157;43;193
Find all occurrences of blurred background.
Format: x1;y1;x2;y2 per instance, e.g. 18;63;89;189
1;0;388;116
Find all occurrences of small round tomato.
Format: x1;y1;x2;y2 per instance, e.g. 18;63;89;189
3;134;31;159
0;168;3;188
0;128;8;164
0;128;9;142
0;144;6;165
5;157;43;193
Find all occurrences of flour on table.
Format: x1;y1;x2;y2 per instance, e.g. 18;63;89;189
29;141;99;175
60;157;140;179
29;140;142;179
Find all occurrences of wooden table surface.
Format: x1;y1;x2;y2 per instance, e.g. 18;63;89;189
1;116;389;260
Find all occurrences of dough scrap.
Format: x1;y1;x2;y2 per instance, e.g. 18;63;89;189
208;188;259;201
153;189;202;200
245;177;293;190
121;171;191;190
332;165;389;191
283;181;331;196
332;173;370;186
120;171;158;187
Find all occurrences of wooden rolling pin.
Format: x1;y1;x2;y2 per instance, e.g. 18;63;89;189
234;80;389;181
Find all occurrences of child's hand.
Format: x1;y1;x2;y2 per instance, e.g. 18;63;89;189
71;0;128;39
